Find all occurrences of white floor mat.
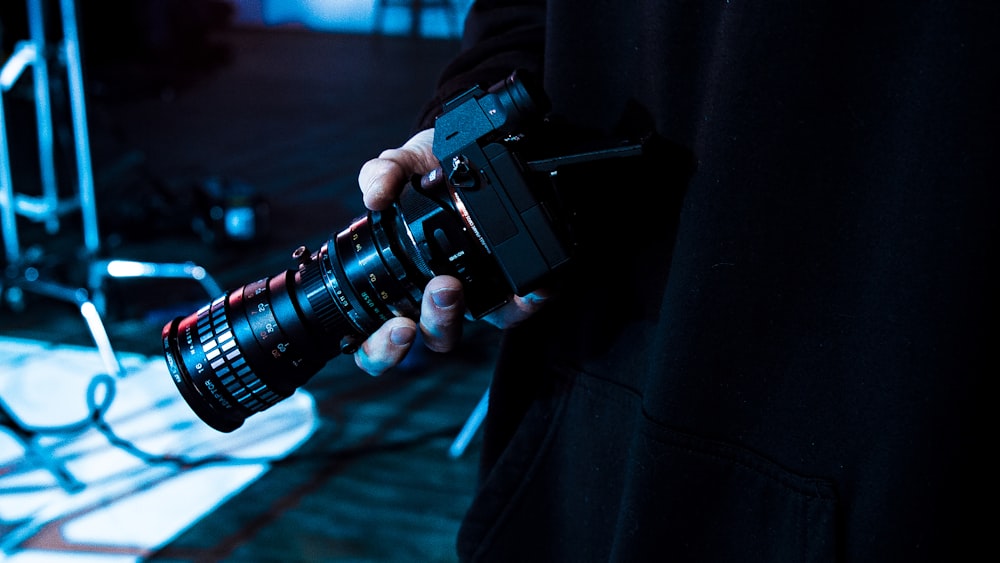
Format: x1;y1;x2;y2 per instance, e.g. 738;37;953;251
0;337;317;562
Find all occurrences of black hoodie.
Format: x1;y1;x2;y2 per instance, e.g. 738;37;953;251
417;2;996;561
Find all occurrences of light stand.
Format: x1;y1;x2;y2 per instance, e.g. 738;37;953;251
0;0;220;492
1;0;120;377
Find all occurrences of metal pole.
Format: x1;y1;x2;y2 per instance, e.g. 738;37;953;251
27;0;62;235
59;0;101;255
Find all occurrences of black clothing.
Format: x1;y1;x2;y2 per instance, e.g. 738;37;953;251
420;1;996;561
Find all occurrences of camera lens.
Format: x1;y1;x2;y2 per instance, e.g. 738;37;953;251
161;206;433;432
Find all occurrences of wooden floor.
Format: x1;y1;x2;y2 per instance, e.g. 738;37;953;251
1;25;499;562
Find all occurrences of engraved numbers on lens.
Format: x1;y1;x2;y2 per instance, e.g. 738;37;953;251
262;321;276;341
272;342;289;359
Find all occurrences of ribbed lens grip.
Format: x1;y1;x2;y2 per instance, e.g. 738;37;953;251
299;250;357;340
196;297;282;413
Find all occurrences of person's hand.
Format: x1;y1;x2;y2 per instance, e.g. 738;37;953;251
354;128;550;376
358;129;438;212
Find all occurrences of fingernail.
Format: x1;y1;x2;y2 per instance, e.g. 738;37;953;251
430;287;460;309
390;326;416;346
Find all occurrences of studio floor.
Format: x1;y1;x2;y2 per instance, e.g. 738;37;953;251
1;22;497;562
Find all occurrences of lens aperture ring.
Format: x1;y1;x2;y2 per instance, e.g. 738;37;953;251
197;296;282;414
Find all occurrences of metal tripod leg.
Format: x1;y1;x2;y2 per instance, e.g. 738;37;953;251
5;267;124;378
87;259;224;318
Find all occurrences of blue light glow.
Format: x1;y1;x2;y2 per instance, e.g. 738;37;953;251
231;0;470;38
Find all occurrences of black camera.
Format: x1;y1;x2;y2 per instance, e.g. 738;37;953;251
161;71;646;432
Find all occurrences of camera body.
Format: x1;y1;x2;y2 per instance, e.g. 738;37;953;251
390;70;568;318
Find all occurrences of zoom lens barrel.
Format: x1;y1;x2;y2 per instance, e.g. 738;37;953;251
161;206;434;432
163;268;338;432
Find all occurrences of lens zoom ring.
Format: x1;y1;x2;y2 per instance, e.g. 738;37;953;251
300;258;356;337
198;297;282;413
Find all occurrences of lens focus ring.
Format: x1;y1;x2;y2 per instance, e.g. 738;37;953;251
196;296;282;413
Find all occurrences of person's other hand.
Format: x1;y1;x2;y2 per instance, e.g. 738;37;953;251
354;129;550;376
